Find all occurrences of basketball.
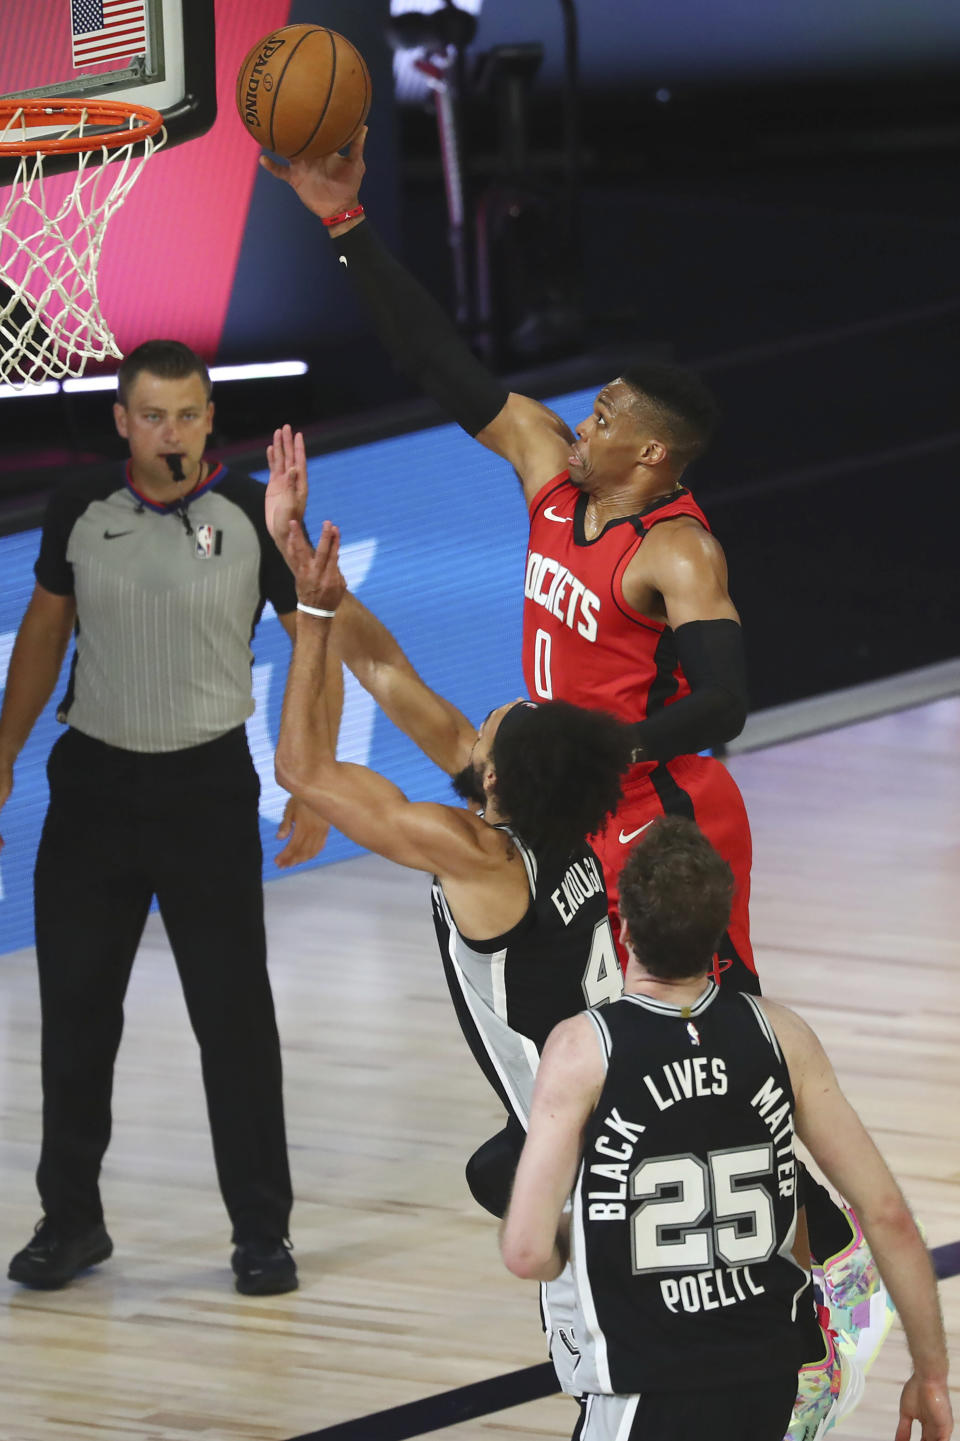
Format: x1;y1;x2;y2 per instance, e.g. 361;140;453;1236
236;24;371;161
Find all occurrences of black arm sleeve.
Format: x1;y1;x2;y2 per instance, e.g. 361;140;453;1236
630;619;748;763
334;221;509;437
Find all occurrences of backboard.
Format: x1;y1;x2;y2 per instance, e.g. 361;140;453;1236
0;0;215;181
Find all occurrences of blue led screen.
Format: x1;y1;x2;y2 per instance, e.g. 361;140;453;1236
0;385;603;956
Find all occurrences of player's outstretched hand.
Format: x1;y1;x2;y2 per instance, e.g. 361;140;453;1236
259;127;367;221
265;423;308;559
289;519;347;617
895;1374;953;1441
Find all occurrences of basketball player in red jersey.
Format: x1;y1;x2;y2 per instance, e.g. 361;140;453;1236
518;374;751;988
262;142;898;1407
263;133;751;988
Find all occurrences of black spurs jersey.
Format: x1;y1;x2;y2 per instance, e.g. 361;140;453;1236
431;827;621;1123
571;984;810;1394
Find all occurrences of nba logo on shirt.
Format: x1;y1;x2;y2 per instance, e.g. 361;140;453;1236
195;525;214;560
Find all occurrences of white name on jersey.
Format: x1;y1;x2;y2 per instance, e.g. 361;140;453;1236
644;1056;729;1112
660;1264;766;1316
525;551;600;641
585;1106;646;1220
551;852;604;926
751;1075;797;1198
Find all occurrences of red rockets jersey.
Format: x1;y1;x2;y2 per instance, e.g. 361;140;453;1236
522;473;711;768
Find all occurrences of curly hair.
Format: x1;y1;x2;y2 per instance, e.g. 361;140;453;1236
618;816;733;979
491;700;633;859
618;361;720;468
117;339;212;406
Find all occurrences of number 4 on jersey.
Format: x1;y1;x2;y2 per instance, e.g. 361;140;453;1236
582;919;623;1006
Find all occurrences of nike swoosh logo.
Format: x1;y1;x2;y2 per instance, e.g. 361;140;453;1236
618;820;655;844
103;530;133;539
544;506;571;523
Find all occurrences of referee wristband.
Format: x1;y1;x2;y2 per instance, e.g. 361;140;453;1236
297;601;337;618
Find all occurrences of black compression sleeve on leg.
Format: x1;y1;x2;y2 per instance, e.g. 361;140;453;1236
465;1117;526;1219
630;618;748;762
334;221;509;437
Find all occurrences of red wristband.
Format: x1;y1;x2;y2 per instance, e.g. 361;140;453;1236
321;204;364;228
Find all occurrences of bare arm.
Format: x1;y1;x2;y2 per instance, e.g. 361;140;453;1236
273;520;501;880
278;605;343;748
0;584;76;849
265;424;477;774
264;605;341;867
765;1000;953;1441
625;518;740;627
500;1014;605;1281
334;592;476;776
621;522;747;759
475;393;574;506
260;135;572;505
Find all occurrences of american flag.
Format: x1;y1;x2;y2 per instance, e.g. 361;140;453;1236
71;0;148;69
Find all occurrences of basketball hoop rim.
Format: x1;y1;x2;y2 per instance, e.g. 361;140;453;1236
0;98;164;156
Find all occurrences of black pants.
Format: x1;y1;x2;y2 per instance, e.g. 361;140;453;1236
573;1372;798;1441
33;726;292;1242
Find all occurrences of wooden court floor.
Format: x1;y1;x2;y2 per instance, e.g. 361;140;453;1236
1;698;958;1441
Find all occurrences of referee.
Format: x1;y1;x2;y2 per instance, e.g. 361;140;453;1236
0;341;330;1294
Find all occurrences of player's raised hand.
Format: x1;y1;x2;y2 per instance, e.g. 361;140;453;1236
289;519;347;616
895;1374;953;1441
259;127;367;221
265;424;308;558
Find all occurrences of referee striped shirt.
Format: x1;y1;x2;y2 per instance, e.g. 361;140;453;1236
34;463;296;753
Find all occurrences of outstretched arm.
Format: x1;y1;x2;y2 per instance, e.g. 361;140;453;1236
335;593;475;777
767;1000;953;1441
274;520;497;876
260;133;572;503
271;604;341;867
266;425;475;776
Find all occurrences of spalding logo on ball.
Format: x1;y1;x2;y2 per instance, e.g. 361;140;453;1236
236;24;371;160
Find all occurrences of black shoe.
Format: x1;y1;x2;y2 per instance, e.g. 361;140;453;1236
8;1219;113;1289
231;1237;298;1295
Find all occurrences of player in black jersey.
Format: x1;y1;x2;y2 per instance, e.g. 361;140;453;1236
502;818;951;1441
265;452;632;1213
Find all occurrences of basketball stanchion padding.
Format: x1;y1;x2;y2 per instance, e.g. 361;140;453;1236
236;25;371;160
0;99;166;385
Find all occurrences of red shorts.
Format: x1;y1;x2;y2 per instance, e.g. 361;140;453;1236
590;752;758;992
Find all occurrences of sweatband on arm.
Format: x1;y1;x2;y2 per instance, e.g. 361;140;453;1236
630;618;748;762
334;221;509;437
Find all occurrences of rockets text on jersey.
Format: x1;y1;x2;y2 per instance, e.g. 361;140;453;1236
521;473;710;722
524;549;601;643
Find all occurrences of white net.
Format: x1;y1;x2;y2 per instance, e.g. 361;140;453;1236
0;105;166;385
